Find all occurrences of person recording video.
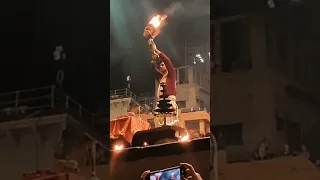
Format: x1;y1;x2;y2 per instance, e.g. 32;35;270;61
141;163;203;180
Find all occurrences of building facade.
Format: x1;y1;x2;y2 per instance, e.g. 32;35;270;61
211;3;320;161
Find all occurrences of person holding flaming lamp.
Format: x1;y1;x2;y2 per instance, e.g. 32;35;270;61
143;15;179;127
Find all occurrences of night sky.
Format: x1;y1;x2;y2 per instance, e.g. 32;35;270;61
0;0;209;112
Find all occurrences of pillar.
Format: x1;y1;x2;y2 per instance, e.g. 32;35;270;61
199;120;205;135
247;16;278;151
213;23;221;72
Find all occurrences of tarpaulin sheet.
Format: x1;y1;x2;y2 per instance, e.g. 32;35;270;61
110;115;151;143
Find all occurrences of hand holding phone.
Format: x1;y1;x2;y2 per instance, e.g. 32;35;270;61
180;163;203;180
145;165;186;180
141;163;202;180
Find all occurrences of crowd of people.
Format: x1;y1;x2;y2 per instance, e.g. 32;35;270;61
251;138;311;161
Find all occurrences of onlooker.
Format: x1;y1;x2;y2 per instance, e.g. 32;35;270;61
283;144;291;156
253;137;274;160
89;172;100;180
300;144;310;159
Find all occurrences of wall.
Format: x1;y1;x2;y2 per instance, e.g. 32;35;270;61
176;84;198;109
0;115;66;180
221;157;320;180
211;73;251;125
110;98;131;119
211;18;286;161
197;87;210;110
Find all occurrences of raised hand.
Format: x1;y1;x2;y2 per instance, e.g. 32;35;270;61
140;170;150;180
180;163;203;180
148;39;157;51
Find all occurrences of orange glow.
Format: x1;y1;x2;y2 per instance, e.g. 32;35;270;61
114;144;124;151
149;15;167;28
180;133;189;142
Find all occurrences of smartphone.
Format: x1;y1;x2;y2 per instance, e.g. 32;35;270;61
146;166;186;180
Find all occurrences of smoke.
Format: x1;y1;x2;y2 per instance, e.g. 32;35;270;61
164;0;210;18
164;2;184;16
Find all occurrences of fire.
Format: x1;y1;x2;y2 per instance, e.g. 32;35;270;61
149;15;167;28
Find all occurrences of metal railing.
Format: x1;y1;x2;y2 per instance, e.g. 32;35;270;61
0;85;96;125
110;88;152;112
110;88;142;101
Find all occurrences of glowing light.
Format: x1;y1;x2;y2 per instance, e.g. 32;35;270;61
195;54;204;63
143;142;148;146
126;76;131;81
180;133;189;142
114;144;124;151
149;15;167;28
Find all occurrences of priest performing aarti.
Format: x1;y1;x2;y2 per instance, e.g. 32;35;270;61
143;15;179;127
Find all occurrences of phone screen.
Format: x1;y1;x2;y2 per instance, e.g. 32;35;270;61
149;166;181;180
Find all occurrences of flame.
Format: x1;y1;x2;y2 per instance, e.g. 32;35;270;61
149;15;167;28
180;133;189;142
114;144;124;151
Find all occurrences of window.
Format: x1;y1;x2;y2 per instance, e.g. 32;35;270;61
178;68;188;84
177;101;186;108
199;100;205;110
212;123;243;146
185;120;200;134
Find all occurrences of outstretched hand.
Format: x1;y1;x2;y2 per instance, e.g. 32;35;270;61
148;39;157;52
180;163;203;180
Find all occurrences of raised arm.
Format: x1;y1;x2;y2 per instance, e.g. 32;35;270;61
151;61;162;80
156;50;175;77
148;39;175;78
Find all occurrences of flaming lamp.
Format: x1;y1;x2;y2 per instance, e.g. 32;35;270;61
143;15;167;39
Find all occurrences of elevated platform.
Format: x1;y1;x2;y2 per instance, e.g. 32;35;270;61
110;89;151;120
0;85;109;180
0;85;108;148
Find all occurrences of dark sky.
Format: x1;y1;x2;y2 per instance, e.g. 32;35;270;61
1;0;110;110
0;0;209;111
